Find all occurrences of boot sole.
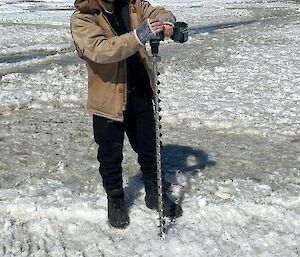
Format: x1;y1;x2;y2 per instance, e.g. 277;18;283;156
108;220;130;229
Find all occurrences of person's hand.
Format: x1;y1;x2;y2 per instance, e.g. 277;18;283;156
163;24;174;37
149;19;174;37
149;19;164;34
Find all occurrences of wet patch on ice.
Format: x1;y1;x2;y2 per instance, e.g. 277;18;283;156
0;48;72;65
189;20;256;35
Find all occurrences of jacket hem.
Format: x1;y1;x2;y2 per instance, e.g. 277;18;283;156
87;108;124;122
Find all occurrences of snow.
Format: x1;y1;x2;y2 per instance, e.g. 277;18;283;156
0;0;300;256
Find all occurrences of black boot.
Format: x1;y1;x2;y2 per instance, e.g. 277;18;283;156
107;188;130;228
144;179;183;218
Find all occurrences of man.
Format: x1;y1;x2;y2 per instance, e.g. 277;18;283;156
70;0;182;228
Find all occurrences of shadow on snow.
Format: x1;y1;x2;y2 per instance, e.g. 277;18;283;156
125;144;216;208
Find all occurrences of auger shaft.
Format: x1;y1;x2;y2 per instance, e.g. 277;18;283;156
152;54;165;239
149;23;187;239
150;35;165;238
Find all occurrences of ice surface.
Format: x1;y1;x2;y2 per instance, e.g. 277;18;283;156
0;0;299;256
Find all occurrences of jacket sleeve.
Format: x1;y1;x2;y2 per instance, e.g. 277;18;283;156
70;11;141;64
137;0;176;24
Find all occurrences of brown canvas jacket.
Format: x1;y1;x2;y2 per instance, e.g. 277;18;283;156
70;0;176;121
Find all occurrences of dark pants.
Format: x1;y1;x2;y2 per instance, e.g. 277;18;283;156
93;94;156;195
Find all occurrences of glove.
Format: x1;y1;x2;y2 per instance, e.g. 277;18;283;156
134;19;156;45
171;22;189;43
